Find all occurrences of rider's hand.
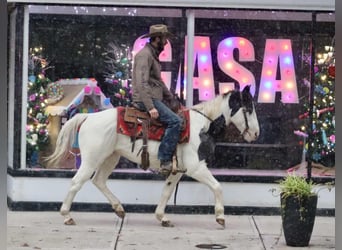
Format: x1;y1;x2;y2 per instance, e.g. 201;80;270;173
149;108;159;119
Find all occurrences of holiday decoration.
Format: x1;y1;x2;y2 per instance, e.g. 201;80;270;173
328;65;335;78
297;41;335;167
98;42;133;107
26;53;51;167
44;78;113;169
46;81;64;104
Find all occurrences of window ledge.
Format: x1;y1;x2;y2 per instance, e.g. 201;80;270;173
7;167;334;184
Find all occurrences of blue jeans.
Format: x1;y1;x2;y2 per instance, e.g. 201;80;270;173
135;100;182;161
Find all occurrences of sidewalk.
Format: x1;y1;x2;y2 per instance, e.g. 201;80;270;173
7;210;335;249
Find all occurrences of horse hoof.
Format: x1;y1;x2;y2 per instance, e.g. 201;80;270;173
161;220;174;227
216;218;225;228
115;210;126;219
64;218;76;225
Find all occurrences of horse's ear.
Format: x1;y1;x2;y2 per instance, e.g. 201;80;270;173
241;85;254;113
242;85;251;94
228;91;241;116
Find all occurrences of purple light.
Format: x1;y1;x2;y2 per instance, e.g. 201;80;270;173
224;39;233;47
284;56;292;65
264;81;272;89
200;55;208;63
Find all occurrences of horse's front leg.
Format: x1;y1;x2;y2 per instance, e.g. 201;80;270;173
60;160;97;225
155;173;183;227
188;162;225;228
91;153;125;219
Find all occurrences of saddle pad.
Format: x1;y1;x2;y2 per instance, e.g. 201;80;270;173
117;106;190;143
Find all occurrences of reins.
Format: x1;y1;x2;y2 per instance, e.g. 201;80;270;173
240;92;250;137
191;108;214;122
241;108;250;136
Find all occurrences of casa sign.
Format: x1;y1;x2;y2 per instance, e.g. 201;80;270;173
133;36;299;104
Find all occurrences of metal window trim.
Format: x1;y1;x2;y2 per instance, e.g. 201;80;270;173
7;0;335;11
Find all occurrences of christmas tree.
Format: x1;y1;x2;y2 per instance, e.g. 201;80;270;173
98;42;133;107
296;44;335;167
26;52;51;167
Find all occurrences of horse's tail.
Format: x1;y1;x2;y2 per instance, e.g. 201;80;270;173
45;113;88;166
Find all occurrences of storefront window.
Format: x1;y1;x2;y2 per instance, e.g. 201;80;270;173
8;4;335;173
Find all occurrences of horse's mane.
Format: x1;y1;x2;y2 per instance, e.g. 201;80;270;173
192;90;234;119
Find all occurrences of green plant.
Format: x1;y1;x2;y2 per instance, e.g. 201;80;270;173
279;174;315;199
270;174;334;199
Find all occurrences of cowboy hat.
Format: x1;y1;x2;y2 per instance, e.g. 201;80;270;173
141;24;174;38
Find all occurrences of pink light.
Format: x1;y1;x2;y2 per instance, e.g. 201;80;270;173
283;44;289;50
200;41;207;48
262;93;271;101
267;70;273;76
286;94;292;101
239;39;245;46
203;79;210;86
242;77;248;83
286;81;294;89
225;62;233;70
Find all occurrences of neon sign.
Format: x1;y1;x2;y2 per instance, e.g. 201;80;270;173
132;36;299;104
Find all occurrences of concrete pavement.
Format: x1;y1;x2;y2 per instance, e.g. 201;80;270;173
7;210;335;249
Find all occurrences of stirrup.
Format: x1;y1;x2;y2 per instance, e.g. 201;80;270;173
171;155;187;175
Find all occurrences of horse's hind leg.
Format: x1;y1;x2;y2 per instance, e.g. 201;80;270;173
188;162;225;227
155;173;183;227
60;160;97;225
91;153;125;219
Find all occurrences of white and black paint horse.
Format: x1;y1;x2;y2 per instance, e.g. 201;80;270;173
47;85;259;227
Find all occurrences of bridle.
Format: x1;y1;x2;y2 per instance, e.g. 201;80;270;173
241;107;250;137
240;92;252;138
191;108;214;123
192;91;254;138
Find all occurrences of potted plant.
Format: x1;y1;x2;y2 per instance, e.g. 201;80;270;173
272;174;333;247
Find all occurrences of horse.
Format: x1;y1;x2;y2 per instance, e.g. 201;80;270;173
46;85;260;227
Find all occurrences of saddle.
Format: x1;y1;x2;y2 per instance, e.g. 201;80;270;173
123;106;162;170
124;106;163;127
122;105;189;172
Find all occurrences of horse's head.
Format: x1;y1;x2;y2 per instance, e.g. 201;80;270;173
223;85;260;142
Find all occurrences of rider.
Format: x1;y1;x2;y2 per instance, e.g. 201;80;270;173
131;24;183;176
